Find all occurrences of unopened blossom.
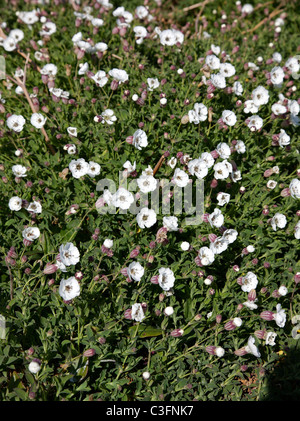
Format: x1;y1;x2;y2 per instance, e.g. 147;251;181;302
136;207;157;229
9;196;22;211
127;261;144;282
224;317;243;331
206;346;225;357
6;114;25;132
180;241;190;251
59;242;80;266
164;306;174;316
158;267;175;291
28;360;41;374
59;276;80;301
103;239;113;249
270;213;287;231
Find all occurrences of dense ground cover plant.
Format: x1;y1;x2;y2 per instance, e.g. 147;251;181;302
0;0;299;401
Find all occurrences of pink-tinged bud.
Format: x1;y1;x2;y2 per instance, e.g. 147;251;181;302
150;275;159;284
224;318;242;331
234;347;248;356
216;314;222;323
83;348;96;357
202;213;209;223
294;273;300;284
248;289;256;302
280;188;291;197
43;263;58;275
264;168;274;177
41;74;48;84
194;256;203;267
240;365;248;372
237;303;244;311
208;233;218;243
260;310;274;321
121;267;128;277
254;329;267;340
210;179;218;188
119;27;127;37
233;265;239;272
209;288;215;295
126;135;133;144
210;150;219;159
170;329;184;337
110;79;119;91
124;309;132;319
95;197;105;208
8;247;18;259
75;271;83;280
130;247;140;258
272;289;281;298
48;278;55;286
206;346;217;355
237;276;243;286
23;239;33;247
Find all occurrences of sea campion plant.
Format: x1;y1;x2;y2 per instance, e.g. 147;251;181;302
0;0;299;402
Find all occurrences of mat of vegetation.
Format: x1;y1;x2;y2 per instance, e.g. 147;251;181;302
0;0;299;401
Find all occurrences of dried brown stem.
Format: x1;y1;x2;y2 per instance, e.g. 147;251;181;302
153;155;165;176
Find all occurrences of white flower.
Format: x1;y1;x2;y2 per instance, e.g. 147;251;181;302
40;63;57;77
163;216;178;231
187;158;208;179
219;63;236;78
164;306;174;316
242;4;254;14
92;70;108;87
208;208;224;228
101;109;117;125
252;85;269;107
69;158;89;179
244;100;259;114
111;187;134;210
26;201;42;214
247;115;263;131
278;129;290;148
233;81;243;96
188;103;208;124
216;192;230;206
135;5;149;19
59;276;80;301
59;242;80;266
278;285;288;296
30;113;47;129
159;29;176;46
108;68;128;84
9;196;22;211
167;157;177;169
40;21;56;37
91;18;104;27
273;304;286;328
136;207;157;229
213;161;230;180
235;140;246;154
133;26;148;43
173;168;189;188
265;331;277;346
272;52;282;63
127;261;144;282
158;267;175;291
222;110;237;126
271;103;287;115
216;142;231;159
3;36;17;51
200;152;215;168
245;336;261;358
210;73;226;89
123;160;136;173
78;62;89;75
67;127;77;137
243;299;258;310
137;174;158;193
147;77;159;91
222;229;238;244
87;161;101;177
285;57;300;74
231;170;242;183
205;54;220;70
103;239;113;248
270;66;285;85
241;272;258;293
215;347;225;357
246;245;255;253
271;213;287;231
288;100;300;116
6;114;25;132
180;241;190;251
210;236;229;255
132;129;148;150
22;227;40;241
17;10;39;25
12;164;27;177
294;221;300;239
28;361;41;374
131;303;145;322
9;28;24;42
289;178;300;199
198;247;215;265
